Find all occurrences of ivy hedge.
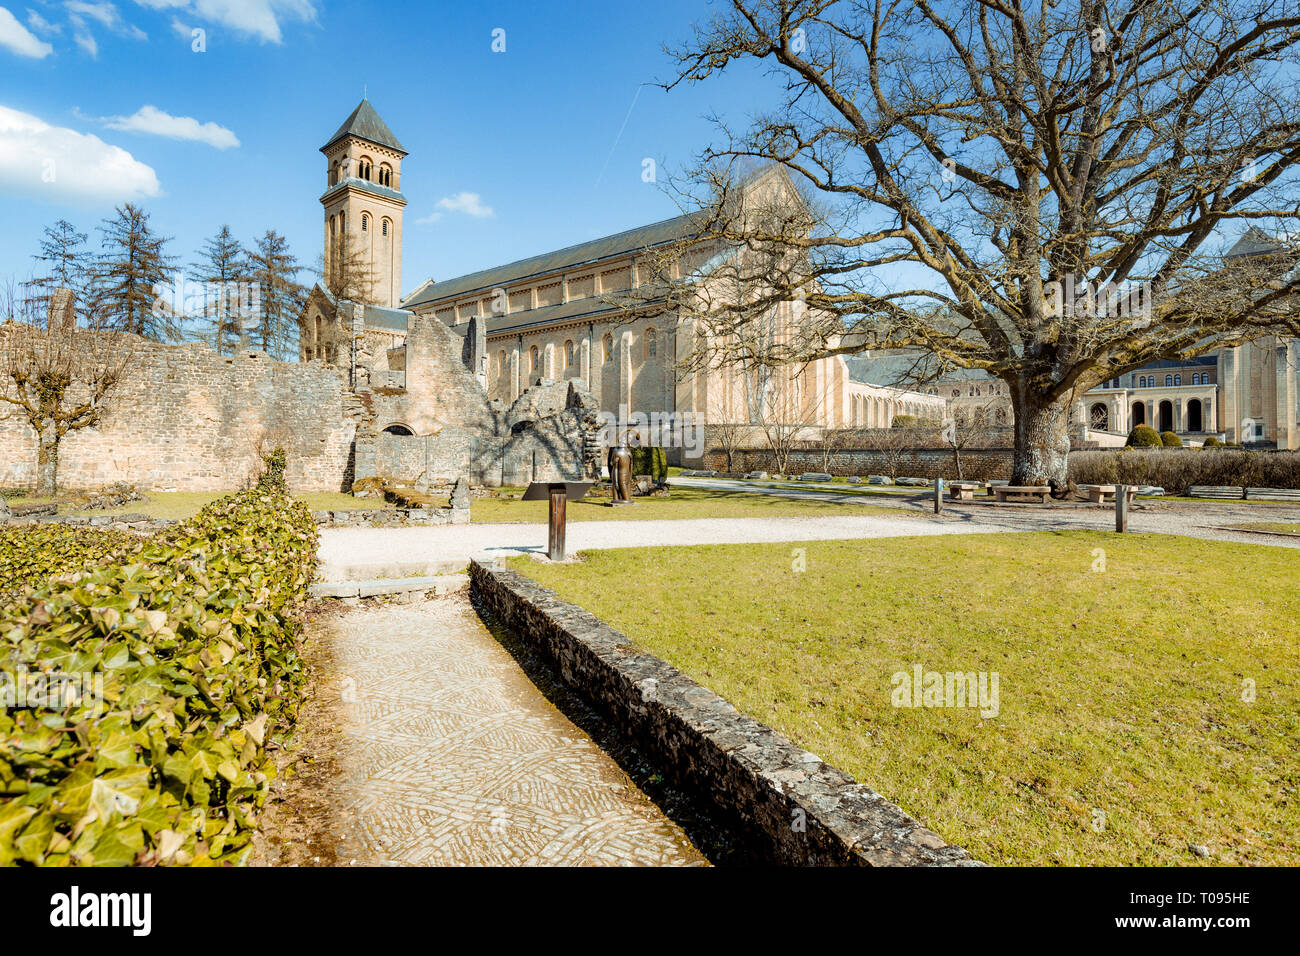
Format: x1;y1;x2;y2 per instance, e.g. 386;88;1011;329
0;525;137;599
0;472;317;865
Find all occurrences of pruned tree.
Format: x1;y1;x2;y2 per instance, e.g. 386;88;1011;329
707;416;753;473
248;230;304;360
812;424;864;475
754;360;823;474
867;420;923;481
91;203;180;342
648;0;1300;484
943;402;1001;480
190;225;250;355
0;282;133;496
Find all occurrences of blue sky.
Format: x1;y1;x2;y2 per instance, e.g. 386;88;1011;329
0;0;771;293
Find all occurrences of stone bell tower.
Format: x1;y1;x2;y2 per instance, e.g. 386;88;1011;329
320;98;407;308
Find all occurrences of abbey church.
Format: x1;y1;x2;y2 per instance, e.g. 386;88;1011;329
298;99;944;457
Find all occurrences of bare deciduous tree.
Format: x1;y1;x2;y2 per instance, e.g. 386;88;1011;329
0;283;133;496
648;0;1300;484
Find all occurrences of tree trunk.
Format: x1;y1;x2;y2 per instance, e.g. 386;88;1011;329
36;420;59;497
1010;393;1071;485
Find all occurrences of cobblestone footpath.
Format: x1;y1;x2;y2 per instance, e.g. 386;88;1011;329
258;593;706;866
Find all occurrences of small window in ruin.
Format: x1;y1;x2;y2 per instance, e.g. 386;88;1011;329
382;220;389;237
383;424;414;436
603;333;614;363
362;214;369;232
646;328;657;359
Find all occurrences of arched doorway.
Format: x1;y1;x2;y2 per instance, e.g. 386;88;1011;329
1158;401;1173;433
1131;402;1145;426
1089;403;1109;431
1187;399;1203;433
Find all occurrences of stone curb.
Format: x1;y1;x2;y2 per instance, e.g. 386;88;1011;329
310;573;468;600
469;559;981;867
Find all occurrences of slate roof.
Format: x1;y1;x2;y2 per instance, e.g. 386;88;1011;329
319;177;407;205
364;305;412;332
1225;227;1287;259
323;99;406;155
401;212;701;311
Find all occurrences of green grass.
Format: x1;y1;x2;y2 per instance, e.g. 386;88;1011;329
472;486;898;523
510;531;1300;866
8;491;390;520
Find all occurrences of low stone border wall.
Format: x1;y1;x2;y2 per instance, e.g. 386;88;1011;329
470;559;979;867
310;507;468;527
1;513;175;532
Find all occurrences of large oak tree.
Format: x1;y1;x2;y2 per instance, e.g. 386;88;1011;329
653;0;1300;483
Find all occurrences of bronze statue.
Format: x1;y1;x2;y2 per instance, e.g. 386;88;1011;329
607;440;634;505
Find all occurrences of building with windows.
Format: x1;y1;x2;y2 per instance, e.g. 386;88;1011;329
299;100;942;463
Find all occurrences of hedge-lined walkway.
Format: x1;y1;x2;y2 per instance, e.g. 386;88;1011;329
257;594;705;866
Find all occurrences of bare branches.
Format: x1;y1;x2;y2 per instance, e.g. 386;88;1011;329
650;0;1300;405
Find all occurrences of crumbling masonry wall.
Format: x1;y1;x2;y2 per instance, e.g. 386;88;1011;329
0;336;360;493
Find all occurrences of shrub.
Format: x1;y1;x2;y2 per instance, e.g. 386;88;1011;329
1069;448;1300;495
630;446;669;482
1126;424;1163;447
1160;430;1184;447
1202;436;1223;447
0;476;317;865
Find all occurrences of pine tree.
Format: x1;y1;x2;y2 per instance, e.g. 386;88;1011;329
29;220;90;323
190;225;249;354
247;230;304;360
91;203;180;341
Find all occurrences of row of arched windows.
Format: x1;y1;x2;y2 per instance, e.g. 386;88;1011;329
1136;372;1209;388
329;156;396;188
490;328;661;386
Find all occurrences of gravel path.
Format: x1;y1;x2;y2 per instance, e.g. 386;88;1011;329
317;511;1006;580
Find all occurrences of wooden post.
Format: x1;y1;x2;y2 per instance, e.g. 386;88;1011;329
934;477;943;514
548;485;567;561
1115;484;1129;533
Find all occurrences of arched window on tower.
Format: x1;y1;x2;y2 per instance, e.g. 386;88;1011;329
530;345;539;374
382;219;389;237
564;340;575;371
603;333;614;363
361;214;369;232
645;328;657;359
358;158;373;181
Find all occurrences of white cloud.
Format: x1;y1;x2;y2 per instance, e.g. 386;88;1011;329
0;104;160;203
63;1;146;56
418;191;495;224
134;0;315;44
25;8;62;34
104;104;238;149
0;6;53;56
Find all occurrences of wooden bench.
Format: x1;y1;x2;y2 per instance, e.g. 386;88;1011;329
993;485;1051;503
1080;484;1137;504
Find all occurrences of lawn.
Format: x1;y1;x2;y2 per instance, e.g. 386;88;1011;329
7;491;388;520
472;486;898;522
510;531;1300;866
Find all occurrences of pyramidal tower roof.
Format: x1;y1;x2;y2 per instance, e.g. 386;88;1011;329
322;98;405;155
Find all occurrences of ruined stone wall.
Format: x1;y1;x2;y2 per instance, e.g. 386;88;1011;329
0;335;359;493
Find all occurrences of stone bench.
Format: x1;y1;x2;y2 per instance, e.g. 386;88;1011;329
947;481;987;501
1188;485;1300;501
993;485;1051;503
1080;484;1137;504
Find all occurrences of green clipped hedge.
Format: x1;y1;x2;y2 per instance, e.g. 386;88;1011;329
0;477;317;866
1160;430;1184;447
630;447;669;483
1126;424;1164;447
